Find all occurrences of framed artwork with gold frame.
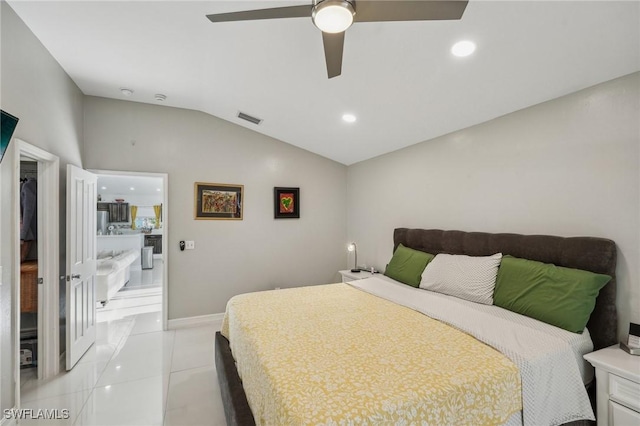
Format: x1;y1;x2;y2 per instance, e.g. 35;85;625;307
274;187;300;219
194;182;243;220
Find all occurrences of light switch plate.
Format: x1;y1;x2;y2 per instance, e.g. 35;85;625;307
185;241;195;250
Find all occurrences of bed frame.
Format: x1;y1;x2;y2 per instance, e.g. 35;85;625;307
215;228;617;426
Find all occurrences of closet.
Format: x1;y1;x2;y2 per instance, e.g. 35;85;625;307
19;160;38;370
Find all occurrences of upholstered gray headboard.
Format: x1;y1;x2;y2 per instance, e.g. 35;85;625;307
394;228;617;350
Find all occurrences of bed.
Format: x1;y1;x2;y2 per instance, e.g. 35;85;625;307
96;249;139;304
215;228;617;426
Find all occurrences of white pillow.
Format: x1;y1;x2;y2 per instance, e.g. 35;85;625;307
419;253;502;305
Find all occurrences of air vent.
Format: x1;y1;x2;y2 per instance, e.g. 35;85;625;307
237;111;263;125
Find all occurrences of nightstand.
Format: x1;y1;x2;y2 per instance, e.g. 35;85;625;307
584;345;640;426
339;270;376;282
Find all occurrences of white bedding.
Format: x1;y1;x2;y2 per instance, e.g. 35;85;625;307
349;276;595;426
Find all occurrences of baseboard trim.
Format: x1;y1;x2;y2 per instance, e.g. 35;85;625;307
168;313;225;330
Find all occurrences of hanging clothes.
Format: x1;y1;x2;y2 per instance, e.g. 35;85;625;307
20;178;37;262
20;178;37;241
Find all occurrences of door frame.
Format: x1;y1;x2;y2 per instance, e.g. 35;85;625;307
90;169;169;330
12;139;60;408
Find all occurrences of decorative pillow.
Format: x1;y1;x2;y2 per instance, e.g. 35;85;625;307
494;256;611;333
419;253;502;305
384;244;434;288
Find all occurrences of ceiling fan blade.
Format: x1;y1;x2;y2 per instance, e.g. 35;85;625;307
354;0;468;23
206;5;310;23
322;31;345;79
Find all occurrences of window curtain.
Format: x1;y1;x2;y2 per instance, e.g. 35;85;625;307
153;204;162;228
131;205;138;230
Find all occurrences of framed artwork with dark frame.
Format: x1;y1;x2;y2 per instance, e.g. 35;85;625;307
274;187;300;219
194;182;243;220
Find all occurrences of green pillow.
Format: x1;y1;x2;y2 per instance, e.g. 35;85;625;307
494;256;611;333
384;244;434;287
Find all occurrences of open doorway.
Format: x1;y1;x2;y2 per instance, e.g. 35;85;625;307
18;159;39;388
91;170;168;330
11;139;60;408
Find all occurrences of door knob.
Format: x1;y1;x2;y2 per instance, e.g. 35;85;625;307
71;274;81;279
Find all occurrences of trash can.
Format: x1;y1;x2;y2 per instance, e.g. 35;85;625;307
142;246;154;270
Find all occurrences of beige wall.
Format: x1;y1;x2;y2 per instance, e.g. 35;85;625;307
347;72;640;342
82;97;348;319
0;1;84;413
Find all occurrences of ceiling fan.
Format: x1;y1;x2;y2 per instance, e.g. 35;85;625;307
207;0;468;79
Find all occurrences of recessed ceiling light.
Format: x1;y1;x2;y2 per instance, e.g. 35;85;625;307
120;88;134;96
156;188;161;192
155;94;167;102
130;187;135;191
342;113;356;123
451;40;476;57
101;186;107;190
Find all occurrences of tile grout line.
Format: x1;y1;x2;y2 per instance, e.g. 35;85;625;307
163;327;179;424
74;317;135;424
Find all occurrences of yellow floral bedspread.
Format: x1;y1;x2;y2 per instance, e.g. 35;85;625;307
221;283;522;425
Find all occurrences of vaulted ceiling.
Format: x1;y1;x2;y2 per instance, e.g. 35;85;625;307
8;1;640;165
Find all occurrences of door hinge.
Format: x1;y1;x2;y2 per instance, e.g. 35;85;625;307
38;277;44;284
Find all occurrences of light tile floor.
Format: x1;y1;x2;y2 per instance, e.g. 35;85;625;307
20;314;226;426
19;258;227;425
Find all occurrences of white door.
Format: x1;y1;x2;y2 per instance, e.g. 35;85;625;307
66;165;97;370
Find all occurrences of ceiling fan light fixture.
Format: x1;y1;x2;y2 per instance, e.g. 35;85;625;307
312;0;355;34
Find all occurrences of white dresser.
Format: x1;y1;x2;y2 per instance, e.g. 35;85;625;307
584;345;640;426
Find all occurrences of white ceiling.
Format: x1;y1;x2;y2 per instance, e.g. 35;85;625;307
8;1;640;165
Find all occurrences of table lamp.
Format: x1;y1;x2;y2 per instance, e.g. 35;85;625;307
347;242;360;273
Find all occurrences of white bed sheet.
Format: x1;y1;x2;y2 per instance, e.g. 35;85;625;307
372;273;595;384
349;275;595;426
